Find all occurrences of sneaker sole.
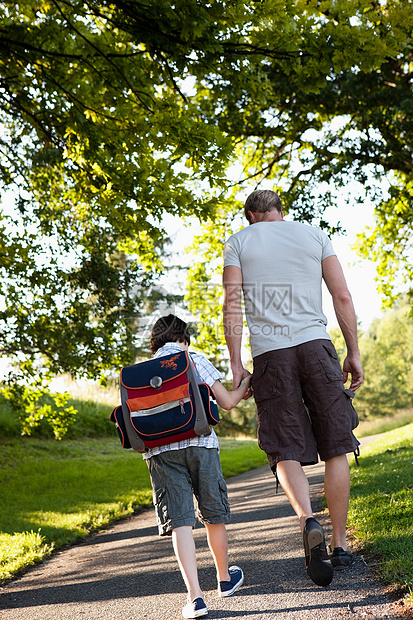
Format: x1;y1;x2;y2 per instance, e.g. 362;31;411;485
307;545;334;587
182;607;208;619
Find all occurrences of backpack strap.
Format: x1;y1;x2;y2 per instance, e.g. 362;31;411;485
188;353;212;437
120;383;147;453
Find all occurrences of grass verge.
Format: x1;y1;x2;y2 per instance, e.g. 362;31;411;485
3;422;412;602
349;423;413;598
356;408;413;438
0;436;267;583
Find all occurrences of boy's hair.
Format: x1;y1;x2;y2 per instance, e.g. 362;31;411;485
150;314;191;354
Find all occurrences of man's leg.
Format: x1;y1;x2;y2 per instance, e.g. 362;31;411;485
324;453;350;550
276;459;334;586
277;456;351;546
172;526;203;602
276;460;313;531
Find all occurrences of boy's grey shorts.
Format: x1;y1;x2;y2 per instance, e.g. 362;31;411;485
147;446;231;536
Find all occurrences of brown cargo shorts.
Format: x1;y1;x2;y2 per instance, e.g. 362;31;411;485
251;339;360;469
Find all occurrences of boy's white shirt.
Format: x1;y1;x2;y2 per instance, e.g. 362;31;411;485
142;343;222;460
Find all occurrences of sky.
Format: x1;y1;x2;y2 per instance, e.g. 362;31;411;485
320;201;383;331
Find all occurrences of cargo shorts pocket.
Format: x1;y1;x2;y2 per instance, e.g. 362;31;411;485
317;342;343;382
218;478;230;514
344;388;359;430
252;360;280;404
153;486;169;526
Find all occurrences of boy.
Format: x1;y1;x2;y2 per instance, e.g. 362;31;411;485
144;314;251;619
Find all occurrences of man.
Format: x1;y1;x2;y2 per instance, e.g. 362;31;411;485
222;189;363;587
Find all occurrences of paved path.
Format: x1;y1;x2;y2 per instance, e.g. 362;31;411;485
0;444;407;619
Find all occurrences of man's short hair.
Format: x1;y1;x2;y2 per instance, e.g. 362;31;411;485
150;314;191;354
244;190;283;223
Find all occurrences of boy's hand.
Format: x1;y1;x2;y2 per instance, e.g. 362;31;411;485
239;375;251;389
239;372;252;399
232;365;252;399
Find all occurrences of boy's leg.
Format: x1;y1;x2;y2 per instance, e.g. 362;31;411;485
186;447;231;573
172;526;203;602
204;523;230;582
205;522;244;598
185;448;244;597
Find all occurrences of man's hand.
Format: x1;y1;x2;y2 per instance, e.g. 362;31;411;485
343;354;363;391
232;365;252;399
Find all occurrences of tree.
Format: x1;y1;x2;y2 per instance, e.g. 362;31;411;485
0;0;234;378
1;0;413;383
211;0;413;235
198;0;413;322
355;298;413;418
183;0;413;359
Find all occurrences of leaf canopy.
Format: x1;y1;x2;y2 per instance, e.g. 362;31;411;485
1;0;413;377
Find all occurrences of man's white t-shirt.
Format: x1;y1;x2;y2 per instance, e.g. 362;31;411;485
223;220;336;357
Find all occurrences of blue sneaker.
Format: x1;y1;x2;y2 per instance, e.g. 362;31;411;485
218;565;244;597
182;597;208;619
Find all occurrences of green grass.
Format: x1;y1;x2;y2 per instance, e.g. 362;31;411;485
0;435;267;583
349;423;413;593
2;415;413;600
356;408;413;438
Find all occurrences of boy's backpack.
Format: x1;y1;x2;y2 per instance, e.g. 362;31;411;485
110;350;219;453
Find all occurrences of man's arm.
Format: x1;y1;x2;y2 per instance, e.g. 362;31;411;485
222;265;250;390
322;255;363;391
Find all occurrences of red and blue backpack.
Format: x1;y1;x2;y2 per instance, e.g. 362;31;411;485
110;350;219;452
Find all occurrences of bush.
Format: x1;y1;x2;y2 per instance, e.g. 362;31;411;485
0;389;114;439
0;377;258;440
215;394;257;438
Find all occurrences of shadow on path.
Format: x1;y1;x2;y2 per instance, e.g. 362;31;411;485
0;446;406;620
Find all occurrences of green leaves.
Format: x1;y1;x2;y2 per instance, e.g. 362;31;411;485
354;298;413;418
0;1;224;376
2;363;77;440
1;0;413;387
355;180;413;306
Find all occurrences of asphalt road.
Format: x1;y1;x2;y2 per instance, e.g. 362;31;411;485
0;441;408;620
